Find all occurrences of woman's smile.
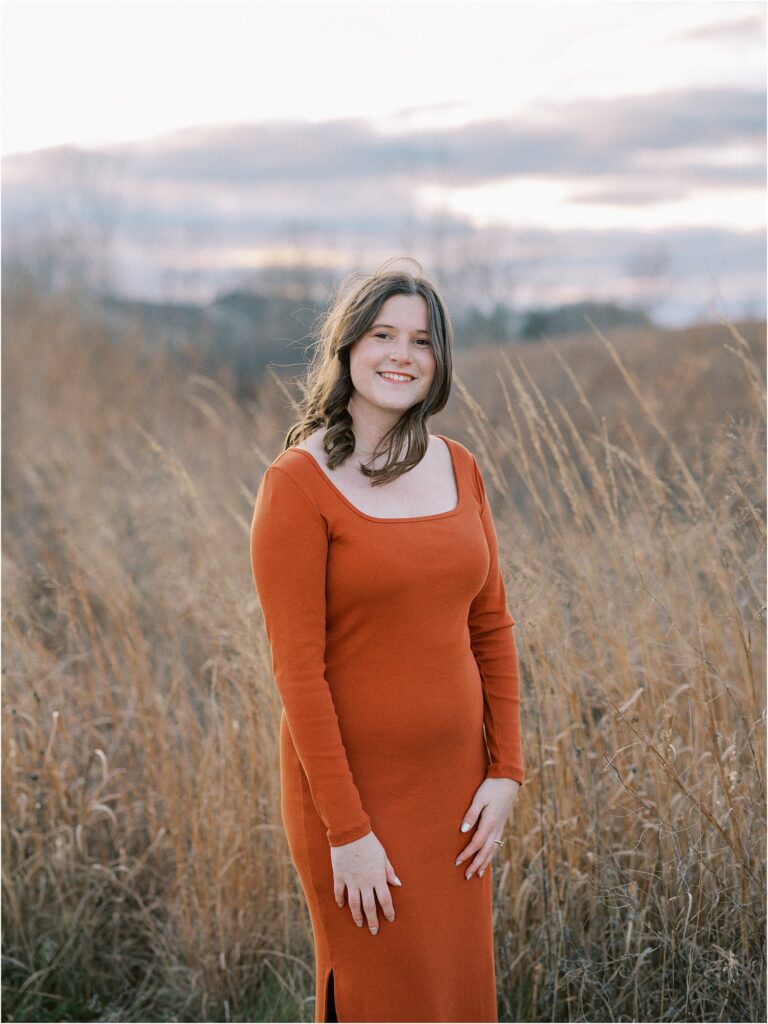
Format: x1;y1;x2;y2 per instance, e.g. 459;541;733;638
378;371;416;384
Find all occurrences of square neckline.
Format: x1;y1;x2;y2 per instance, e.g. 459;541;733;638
287;434;463;523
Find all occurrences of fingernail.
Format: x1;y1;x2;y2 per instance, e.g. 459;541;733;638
454;858;462;866
465;870;473;880
393;876;402;885
371;926;378;934
479;869;485;877
461;822;471;832
356;920;363;927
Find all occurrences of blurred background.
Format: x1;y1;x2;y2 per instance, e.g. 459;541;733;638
3;0;766;383
2;2;766;1022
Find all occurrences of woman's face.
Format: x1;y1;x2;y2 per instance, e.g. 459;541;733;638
348;293;436;417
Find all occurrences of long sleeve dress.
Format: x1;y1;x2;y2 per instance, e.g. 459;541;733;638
249;433;524;1024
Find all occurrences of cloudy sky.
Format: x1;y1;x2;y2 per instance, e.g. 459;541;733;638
2;0;765;323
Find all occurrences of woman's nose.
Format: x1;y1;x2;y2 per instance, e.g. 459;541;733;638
389;338;413;361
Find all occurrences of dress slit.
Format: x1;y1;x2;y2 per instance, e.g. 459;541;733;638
322;966;338;1022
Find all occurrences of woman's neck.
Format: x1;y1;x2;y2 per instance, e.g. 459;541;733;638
346;401;403;457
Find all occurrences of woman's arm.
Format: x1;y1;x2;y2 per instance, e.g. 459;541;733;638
467;455;525;786
250;464;373;846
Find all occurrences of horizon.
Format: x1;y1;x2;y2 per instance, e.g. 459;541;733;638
2;0;765;325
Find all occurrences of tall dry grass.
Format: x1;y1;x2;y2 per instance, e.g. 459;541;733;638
2;283;765;1022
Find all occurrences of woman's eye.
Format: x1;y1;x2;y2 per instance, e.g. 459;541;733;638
373;332;431;345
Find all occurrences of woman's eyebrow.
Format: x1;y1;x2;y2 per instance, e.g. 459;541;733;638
371;323;430;335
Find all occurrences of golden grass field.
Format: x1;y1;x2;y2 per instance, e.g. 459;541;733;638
2;283;765;1022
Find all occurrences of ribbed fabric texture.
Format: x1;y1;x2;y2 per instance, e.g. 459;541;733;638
249;435;524;1022
467;456;525;785
251;465;373;846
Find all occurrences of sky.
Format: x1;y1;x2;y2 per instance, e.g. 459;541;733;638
2;0;766;323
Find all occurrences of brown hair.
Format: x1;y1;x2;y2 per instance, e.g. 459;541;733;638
283;257;454;486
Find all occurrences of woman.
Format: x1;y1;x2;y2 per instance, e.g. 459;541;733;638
250;260;525;1023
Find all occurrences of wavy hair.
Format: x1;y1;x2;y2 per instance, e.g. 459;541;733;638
283;257;454;486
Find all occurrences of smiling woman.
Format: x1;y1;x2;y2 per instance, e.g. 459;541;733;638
250;258;525;1022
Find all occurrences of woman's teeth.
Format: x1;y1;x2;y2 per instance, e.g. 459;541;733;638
378;372;414;383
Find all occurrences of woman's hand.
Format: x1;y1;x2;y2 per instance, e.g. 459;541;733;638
330;831;402;935
454;777;520;879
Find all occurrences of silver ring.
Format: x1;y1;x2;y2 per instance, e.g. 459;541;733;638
494;838;505;847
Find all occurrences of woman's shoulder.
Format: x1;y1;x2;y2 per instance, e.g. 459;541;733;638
269;430;327;481
254;431;327;507
437;433;475;464
436;434;485;505
266;444;322;489
437;433;481;480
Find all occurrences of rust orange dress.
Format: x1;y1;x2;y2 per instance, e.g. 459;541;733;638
250;434;525;1023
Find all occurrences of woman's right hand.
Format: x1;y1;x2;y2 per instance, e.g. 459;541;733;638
330;831;402;935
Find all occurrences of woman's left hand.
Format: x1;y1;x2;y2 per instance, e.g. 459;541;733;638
454;777;520;879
